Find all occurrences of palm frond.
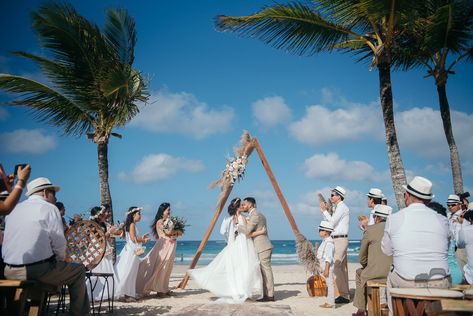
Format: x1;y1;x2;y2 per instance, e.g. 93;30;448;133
104;8;137;65
0;74;93;135
216;2;354;56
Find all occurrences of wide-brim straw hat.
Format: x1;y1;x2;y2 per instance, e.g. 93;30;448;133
318;220;334;232
402;176;434;200
26;177;60;197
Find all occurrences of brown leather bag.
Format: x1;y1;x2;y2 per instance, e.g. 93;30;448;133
306;274;328;297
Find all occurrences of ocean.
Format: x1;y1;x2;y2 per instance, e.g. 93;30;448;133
116;239;463;283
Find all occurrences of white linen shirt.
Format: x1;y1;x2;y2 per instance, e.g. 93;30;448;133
317;236;335;266
456;225;473;284
381;203;450;280
323;201;349;236
2;195;66;265
449;210;470;242
368;209;375;226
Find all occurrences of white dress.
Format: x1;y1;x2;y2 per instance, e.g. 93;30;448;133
189;215;263;303
88;224;117;300
114;230;142;298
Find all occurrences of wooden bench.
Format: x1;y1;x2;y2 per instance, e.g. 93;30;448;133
367;278;389;316
426;299;473;315
390;288;464;316
0;279;53;316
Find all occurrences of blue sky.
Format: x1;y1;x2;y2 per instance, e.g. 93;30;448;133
1;0;472;241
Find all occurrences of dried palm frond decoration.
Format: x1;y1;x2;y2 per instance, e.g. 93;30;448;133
318;193;334;215
295;231;320;275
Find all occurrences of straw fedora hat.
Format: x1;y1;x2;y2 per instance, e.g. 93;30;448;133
446;194;461;205
402;176;434;200
373;204;392;218
331;186;346;198
367;188;383;199
26;177;61;197
318;220;334;232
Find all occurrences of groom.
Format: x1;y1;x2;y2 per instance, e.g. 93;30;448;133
239;197;275;301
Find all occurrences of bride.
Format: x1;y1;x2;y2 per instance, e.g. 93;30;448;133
190;197;266;303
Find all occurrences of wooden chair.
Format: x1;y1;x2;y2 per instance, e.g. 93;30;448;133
426;299;473;315
65;220;113;315
390;288;464;316
367;278;388;316
0;279;57;316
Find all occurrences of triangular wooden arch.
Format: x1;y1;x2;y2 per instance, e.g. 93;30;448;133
178;131;300;289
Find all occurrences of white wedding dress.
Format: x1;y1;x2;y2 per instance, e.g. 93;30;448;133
190;215;263;303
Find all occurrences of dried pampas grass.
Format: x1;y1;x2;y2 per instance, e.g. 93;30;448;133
295;231;320;275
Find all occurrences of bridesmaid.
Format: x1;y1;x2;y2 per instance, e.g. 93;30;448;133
115;206;149;301
136;202;181;298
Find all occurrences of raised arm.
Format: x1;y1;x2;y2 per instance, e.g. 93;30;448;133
322;205;345;228
0;165;31;215
238;213;258;236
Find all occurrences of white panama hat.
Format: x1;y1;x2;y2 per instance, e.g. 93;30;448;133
367;188;383;199
402;176;434;200
331;186;346;198
26;177;60;197
318;220;334;232
446;194;461;205
373;204;392;218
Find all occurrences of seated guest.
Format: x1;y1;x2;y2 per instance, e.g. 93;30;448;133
382;176;450;315
456;210;473;284
2;177;90;316
353;205;392;316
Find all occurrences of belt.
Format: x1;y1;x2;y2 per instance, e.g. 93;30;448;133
332;235;348;239
5;255;55;268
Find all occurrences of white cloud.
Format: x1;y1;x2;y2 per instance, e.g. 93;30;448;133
0;129;56;154
396;107;473;159
119;153;205;183
303;152;386;182
0;107;8;121
289;104;382;145
131;90;234;139
252;96;292;128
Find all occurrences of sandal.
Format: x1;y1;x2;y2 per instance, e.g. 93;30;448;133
156;292;168;298
319;303;334;308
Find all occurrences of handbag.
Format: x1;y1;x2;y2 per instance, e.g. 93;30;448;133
134;247;145;256
306;274;328;297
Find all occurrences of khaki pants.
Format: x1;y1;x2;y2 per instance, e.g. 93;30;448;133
258;249;274;298
387;271;450;316
4;260;90;316
353;268;387;311
333;237;349;298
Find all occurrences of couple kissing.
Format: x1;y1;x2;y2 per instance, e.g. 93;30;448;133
190;197;274;303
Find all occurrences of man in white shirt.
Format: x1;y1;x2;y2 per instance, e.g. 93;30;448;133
382;176;450;315
319;185;350;304
3;177;90;316
447;194;469;283
457;208;473;284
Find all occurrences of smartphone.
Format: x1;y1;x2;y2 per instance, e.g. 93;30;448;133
14;164;27;176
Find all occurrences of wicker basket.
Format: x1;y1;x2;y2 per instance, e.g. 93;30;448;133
306;274;328;297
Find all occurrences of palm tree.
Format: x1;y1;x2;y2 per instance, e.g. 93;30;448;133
0;4;148;226
217;0;426;208
394;0;473;194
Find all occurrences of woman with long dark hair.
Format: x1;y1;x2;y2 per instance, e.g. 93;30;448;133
189;197;266;303
115;206;149;301
136;202;181;297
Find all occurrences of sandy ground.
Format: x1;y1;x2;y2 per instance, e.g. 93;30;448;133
112;263;360;315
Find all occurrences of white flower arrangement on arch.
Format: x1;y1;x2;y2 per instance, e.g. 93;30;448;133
224;155;248;185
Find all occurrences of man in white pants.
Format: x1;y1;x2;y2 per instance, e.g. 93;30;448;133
320;185;350;304
382;176;450;315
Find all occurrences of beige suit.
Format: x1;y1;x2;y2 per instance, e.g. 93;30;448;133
238;208;274;297
353;222;392;310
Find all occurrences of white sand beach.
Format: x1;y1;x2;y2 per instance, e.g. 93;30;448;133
113;263;360;315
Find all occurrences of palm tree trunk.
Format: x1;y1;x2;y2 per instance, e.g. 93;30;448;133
97;141;116;262
377;53;407;209
436;83;463;194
